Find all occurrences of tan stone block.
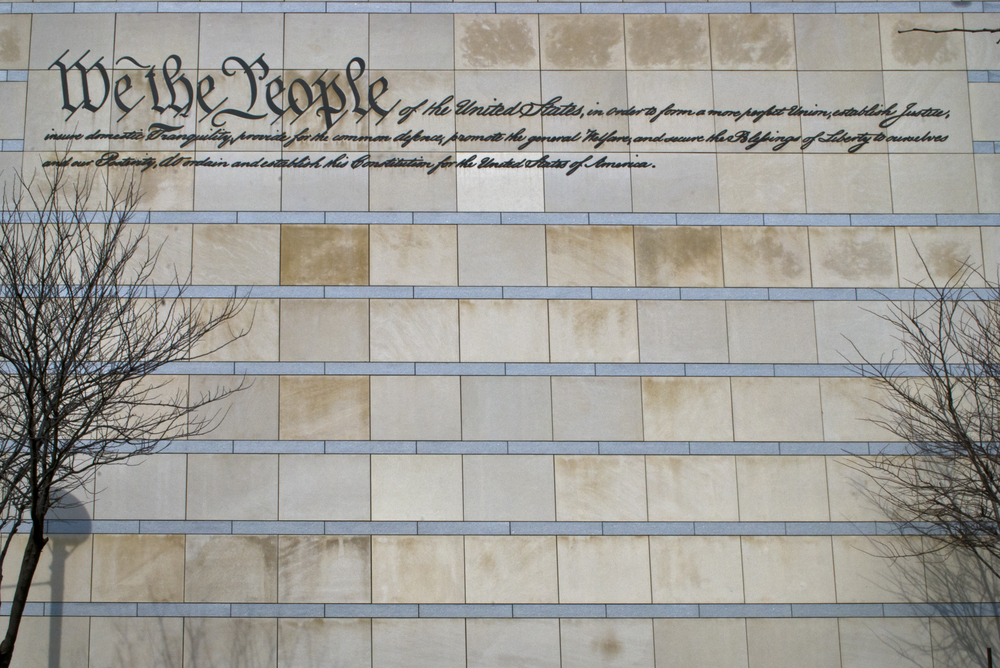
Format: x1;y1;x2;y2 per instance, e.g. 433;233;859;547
456;73;542;151
282;15;367;69
459;300;548;363
1;617;90;668
977;154;1000;213
883;71;972;154
555;455;647;522
281;153;369;212
461;376;552;441
279;300;369;362
466;536;558;603
457;152;545;212
466;619;561;668
184;618;277;668
737;456;830;522
642;377;734;442
964;14;1000;70
92;534;184;602
718;154;805;214
814;301;900;365
0;16;30;70
625;72;715;154
278;454;370;521
794;15;882;71
372;619;466;668
731;378;823;441
370;299;459;362
727;301;817;364
804;154;893;214
30;15;114;68
653;619;748;668
746;619;841;668
278;376;370;441
0;83;25;139
549;300;639;363
650;536;743;603
368;152;457;212
279;226;368;286
712;71;801;146
797;71;887;154
840;618;932;668
540;16;625;70
646;456;738;522
278;619;371;668
983;227;1000;279
194;153;282;211
638;301;728;363
630;153;720;213
193;298;279;362
834;536;927;603
185;535;278;603
821;377;896;442
192;225;280;285
930;617;1000;668
625;15;710;70
721;227;810;288
560;620;654;668
89;617;183;668
557;536;651;603
463;455;556;521
634;227;724;288
367;70;454;154
890;154;979;214
880;14;967;70
458;226;547;286
826;456;893;522
370;376;462;440
24;73;110;152
278;535;370;603
370;225;457;286
810;228;898;288
896;226;985;287
551;377;643;441
186;454;277;521
0;535;92;602
547;226;635;287
370;15;454;70
371;455;463;521
709;15;795;70
115;14;198;66
199;13;282;67
95;454;187;520
741;536;836;603
542;155;633;211
372;536;465;603
455;15;540;70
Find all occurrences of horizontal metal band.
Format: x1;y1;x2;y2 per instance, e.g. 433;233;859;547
2;601;997;619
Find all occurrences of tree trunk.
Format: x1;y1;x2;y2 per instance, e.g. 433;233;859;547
0;521;48;668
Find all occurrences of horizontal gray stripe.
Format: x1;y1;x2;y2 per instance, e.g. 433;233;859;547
3;601;999;619
148;360;925;377
3;1;997;13
29;519;928;536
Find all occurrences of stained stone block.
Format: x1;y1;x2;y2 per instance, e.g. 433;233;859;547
643;377;733;442
455;16;540;70
646;456;739;522
634;227;724;288
279;226;369;286
625;15;711;70
546;226;636;287
650;537;744;604
560;619;655;668
184;536;278;604
278;535;371;603
371;536;465;604
92;534;185;602
539;16;626;71
549;300;639;363
555;455;647;522
709;15;796;71
465;536;559;604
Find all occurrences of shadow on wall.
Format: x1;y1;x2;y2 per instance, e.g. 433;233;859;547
863;533;1000;668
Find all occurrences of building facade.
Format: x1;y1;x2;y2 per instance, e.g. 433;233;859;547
0;4;999;667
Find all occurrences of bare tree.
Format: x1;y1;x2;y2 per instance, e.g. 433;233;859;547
853;261;1000;587
0;164;248;668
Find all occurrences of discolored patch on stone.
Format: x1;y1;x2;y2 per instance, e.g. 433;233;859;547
457;16;538;69
710;15;795;70
626;15;710;70
541;16;625;70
